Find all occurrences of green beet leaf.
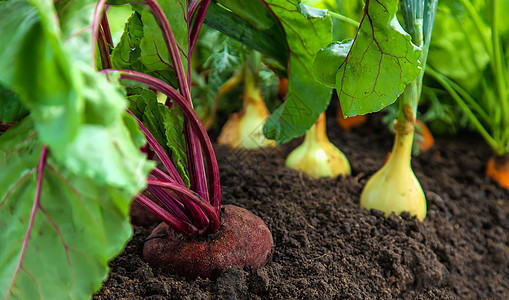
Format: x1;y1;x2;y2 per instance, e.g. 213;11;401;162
0;120;136;299
47;66;152;195
208;1;330;143
0;0;152;194
216;0;275;31
317;0;422;117
313;40;352;88
111;11;145;71
135;0;188;85
112;0;188;89
54;0;98;65
262;2;333;144
127;87;190;187
204;2;287;64
0;85;28;123
112;9;178;85
0;0;82;148
162;103;190;188
0;1;154;298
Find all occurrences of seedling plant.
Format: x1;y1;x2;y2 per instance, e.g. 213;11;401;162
311;0;438;220
426;0;509;189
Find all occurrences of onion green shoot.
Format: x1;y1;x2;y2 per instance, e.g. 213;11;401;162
425;0;509;189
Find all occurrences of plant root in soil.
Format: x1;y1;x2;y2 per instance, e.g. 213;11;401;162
143;205;273;280
486;155;509;190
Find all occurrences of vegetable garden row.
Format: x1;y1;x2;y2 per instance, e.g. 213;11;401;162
0;0;508;298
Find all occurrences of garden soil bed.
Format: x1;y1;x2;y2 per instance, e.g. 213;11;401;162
95;116;509;299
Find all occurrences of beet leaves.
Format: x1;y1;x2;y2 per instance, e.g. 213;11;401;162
0;0;222;297
0;1;154;298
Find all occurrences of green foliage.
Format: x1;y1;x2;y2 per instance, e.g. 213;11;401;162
302;0;338;9
0;0;153;298
262;2;333;144
203;43;242;75
0;85;27;123
127;86;190;187
204;1;287;64
427;0;491;90
312;41;352;88
384;86;469;138
110;1;202;172
111;1;196;176
314;0;422;118
111;11;145;71
303;0;362;40
191;27;245;122
135;1;188;77
199;27;244;92
106;5;136;45
419;87;469;136
0;120;135;299
426;0;509;155
0;0;81;148
191;26;280;130
335;0;364;39
209;0;333;144
218;0;275;31
111;0;188;86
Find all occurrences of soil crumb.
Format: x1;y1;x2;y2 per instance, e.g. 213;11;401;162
95;117;509;299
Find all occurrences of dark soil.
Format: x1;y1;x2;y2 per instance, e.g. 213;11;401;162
95;116;509;299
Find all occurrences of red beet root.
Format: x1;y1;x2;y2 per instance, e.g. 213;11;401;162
143;205;274;280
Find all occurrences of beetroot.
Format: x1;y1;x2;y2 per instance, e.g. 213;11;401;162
94;0;275;282
143;205;273;280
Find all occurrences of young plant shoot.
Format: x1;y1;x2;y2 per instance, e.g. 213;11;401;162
362;0;438;220
426;0;509;190
313;0;437;220
103;0;273;280
286;112;351;178
360;0;438;221
217;51;275;149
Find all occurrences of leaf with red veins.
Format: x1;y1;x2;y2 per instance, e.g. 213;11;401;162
262;1;333;144
0;120;138;299
324;0;422;117
136;0;189;81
